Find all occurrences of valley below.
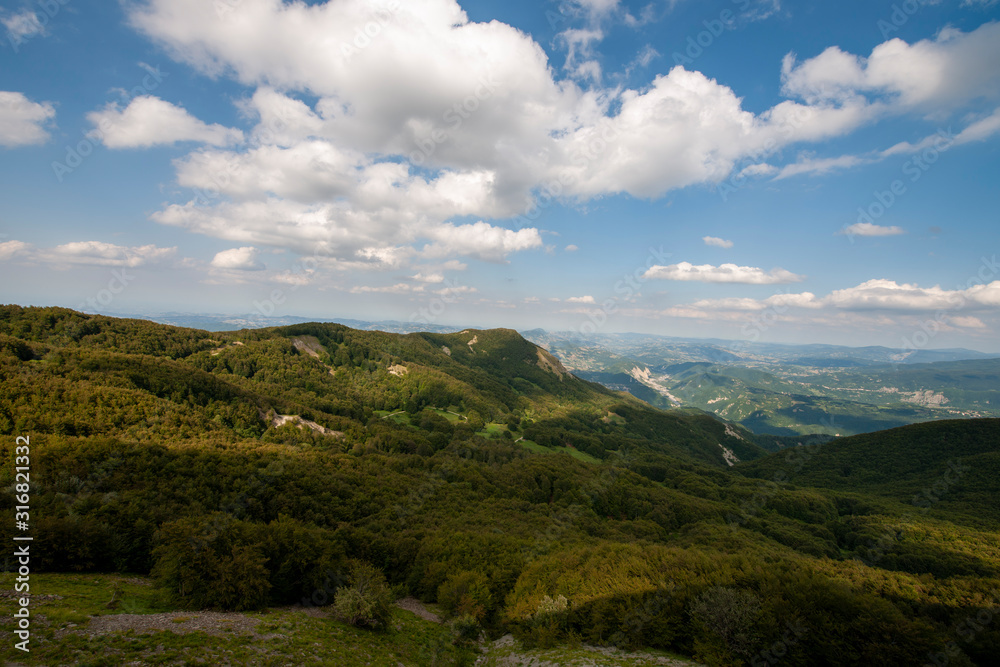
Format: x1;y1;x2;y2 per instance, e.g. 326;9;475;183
524;330;1000;438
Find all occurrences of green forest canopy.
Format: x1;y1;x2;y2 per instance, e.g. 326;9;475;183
1;306;998;666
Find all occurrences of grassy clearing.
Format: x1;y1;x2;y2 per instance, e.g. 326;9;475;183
375;408;466;425
478;423;508;437
0;573;476;666
375;409;411;425
0;574;700;666
517;438;547;453
517;439;602;465
430;408;466;422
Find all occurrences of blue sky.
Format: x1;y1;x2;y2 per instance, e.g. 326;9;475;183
1;0;999;352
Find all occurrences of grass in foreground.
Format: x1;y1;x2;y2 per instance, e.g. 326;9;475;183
476;635;700;666
0;574;703;666
0;573;476;666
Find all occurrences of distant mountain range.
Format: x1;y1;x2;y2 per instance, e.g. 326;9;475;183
123;312;468;334
101;314;1000;438
520;330;1000;437
117;315;998;363
520;329;998;366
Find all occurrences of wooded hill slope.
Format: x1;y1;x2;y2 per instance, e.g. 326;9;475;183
1;306;998;666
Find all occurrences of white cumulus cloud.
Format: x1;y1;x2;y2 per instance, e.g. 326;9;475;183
122;1;1000;271
842;222;906;237
412;272;445;284
0;240;32;260
88;96;244;149
826;279;975;311
682;278;1000;314
0;91;55;147
44;242;177;268
1;240;178;269
703;236;734;249
421;221;543;263
691;292;821;311
350;283;423;294
435;284;477;296
781;22;1000;111
2;10;45;40
643;262;805;284
211;246;265;271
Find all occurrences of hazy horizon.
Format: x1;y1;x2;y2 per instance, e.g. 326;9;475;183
11;302;1000;356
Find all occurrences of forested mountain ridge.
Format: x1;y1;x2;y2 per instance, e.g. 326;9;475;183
739;418;1000;526
1;306;998;666
0;305;764;467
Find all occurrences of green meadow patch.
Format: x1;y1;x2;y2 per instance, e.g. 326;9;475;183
0;574;476;666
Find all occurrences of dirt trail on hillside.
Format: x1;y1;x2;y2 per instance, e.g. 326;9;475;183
68;611;281;639
395;597;441;623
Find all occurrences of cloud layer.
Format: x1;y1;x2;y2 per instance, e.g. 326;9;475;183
0;240;177;269
659;277;1000;326
117;1;1000;275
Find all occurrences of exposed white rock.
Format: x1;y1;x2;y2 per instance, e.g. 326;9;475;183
270;413;343;438
724;423;746;441
718;443;740;467
627;366;682;406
